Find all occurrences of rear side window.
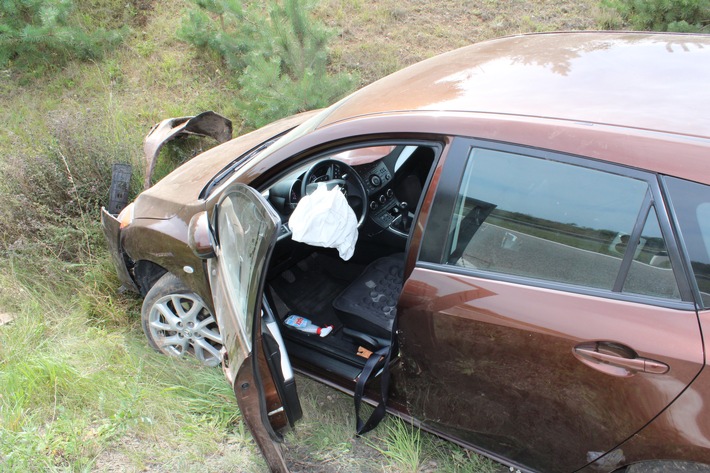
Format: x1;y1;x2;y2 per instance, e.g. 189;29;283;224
447;147;680;299
623;208;678;299
664;177;710;307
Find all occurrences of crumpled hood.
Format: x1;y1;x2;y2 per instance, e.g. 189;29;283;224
142;111;233;190
133;110;319;220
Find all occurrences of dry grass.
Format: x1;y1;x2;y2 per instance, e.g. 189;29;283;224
318;0;598;84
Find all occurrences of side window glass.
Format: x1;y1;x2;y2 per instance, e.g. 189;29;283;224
448;148;650;291
623;207;680;300
394;146;418;172
664;177;710;307
218;193;254;350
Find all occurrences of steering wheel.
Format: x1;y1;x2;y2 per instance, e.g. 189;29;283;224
301;159;368;227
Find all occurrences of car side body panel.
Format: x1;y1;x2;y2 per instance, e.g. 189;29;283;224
396;268;704;472
121;210;213;301
389;122;709;471
581;309;710;471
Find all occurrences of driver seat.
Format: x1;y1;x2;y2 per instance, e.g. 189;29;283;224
333;253;405;342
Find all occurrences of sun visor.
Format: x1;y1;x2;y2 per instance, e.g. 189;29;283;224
289;183;358;260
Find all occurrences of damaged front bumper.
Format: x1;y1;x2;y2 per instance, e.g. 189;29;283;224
101;207;139;293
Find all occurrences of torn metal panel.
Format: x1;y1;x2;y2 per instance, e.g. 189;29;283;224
143;111;233;189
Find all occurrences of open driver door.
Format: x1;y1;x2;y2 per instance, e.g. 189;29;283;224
191;183;302;472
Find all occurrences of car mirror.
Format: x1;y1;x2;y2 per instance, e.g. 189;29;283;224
188;211;216;259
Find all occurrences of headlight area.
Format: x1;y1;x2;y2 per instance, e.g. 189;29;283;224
118;202;135;229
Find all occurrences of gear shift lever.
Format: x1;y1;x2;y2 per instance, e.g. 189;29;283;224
400;201;409;231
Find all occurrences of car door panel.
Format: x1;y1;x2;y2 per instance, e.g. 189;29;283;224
206;183;301;472
587;309;710;470
396;267;703;472
394;137;704;472
262;302;302;426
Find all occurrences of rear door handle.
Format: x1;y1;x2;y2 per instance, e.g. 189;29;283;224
574;342;669;377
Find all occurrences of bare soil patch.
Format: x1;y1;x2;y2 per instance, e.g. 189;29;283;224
0;312;14;326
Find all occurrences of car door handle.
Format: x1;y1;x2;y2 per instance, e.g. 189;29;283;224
574;343;669;376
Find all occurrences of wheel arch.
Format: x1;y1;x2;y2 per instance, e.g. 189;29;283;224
134;260;169;296
140;271;223;367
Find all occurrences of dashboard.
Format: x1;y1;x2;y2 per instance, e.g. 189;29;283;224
267;149;415;241
264;145;435;243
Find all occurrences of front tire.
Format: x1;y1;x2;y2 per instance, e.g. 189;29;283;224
141;273;223;367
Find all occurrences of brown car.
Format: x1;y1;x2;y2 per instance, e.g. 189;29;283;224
102;32;710;472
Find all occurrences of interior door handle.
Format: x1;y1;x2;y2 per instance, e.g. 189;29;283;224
574;343;669;377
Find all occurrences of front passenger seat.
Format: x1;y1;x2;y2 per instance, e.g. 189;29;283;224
332;254;405;342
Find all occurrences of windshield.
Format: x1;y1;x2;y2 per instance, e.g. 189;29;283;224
204;93;355;199
202;134;284;199
252;93;354;161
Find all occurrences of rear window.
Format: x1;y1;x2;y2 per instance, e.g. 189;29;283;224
446;147;680;300
664;177;710;307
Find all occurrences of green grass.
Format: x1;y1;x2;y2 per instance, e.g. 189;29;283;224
0;248;265;472
284;377;499;472
371;418;500;473
370;419;423;472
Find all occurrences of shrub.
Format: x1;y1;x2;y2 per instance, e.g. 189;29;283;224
178;0;258;71
600;0;710;32
0;108;137;269
179;0;356;128
0;0;127;70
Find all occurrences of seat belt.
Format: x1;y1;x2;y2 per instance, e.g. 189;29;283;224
353;315;397;436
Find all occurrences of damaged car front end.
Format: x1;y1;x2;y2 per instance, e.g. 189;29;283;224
101;110;320;367
101;110;233;294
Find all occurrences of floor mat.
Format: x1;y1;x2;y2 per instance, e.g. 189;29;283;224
269;252;364;331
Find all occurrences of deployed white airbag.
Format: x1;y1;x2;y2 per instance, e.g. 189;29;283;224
289;183;358;260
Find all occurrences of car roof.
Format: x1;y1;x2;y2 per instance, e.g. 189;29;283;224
317;32;710;139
